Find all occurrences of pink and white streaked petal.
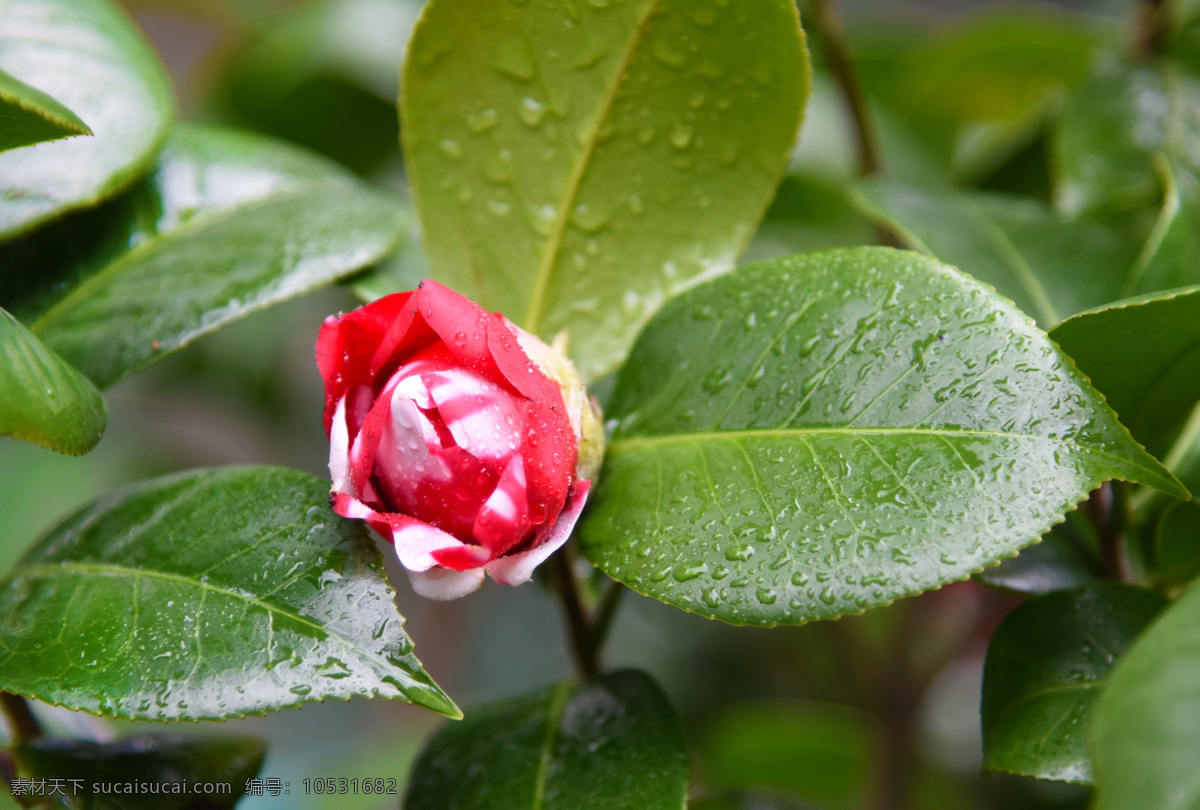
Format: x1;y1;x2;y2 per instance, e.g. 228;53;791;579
487;480;591;586
374;396;449;503
328;396;352;496
408;564;487;600
329;491;474;572
424;370;524;460
471;454;532;555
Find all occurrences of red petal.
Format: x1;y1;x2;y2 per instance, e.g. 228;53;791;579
316;291;413;434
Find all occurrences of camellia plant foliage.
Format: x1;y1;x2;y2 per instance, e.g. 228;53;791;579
3;0;1200;807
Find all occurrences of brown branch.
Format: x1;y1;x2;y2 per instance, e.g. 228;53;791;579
553;547;600;680
807;0;883;177
1;693;42;744
1133;0;1172;60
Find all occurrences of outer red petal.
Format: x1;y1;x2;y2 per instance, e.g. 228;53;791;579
316;291;413;434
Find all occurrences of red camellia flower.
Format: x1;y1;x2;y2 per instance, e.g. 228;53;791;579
316;281;603;600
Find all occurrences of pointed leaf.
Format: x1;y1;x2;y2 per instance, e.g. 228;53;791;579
579;248;1183;626
0;0;174;240
402;0;809;379
0;466;459;721
1051;286;1200;460
404;670;689;810
1055;58;1200;217
0;308;105;455
0;68;91;152
1092;581;1200;810
12;734;265;810
853;180;1137;327
981;582;1167;784
4;123;407;388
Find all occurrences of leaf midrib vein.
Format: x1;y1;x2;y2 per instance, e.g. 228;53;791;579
520;0;662;334
4;560;406;681
606;426;1170;486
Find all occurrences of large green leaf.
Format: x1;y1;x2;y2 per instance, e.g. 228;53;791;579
1054;58;1200;217
0;308;105;455
1051;286;1200;459
1091;582;1200;810
981;582;1167;784
3;122;407;388
402;0;809;380
579;247;1184;626
12;734;265;810
0;466;458;721
0;0;174;240
853;180;1137;327
404;670;689;810
0;67;91;152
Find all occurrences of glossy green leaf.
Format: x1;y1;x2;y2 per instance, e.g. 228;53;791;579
404;670;688;810
1051;286;1200;459
0;466;458;721
1055;58;1200;217
853;180;1137;327
1092;581;1200;810
975;517;1099;596
8;122;406;388
0;0;174;240
981;582;1167;784
0;308;105;455
579;247;1184;626
11;734;265;810
0;68;91;152
402;0;809;379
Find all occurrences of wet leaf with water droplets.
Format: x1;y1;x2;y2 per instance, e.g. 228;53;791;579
0;0;174;239
0;467;459;721
405;669;688;810
981;582;1166;784
12;734;265;810
1091;581;1200;809
1051;285;1200;462
402;0;809;379
579;247;1185;626
0;307;106;455
3;122;407;388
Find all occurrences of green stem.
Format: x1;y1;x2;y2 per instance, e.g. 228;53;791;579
553;547;600;680
1;693;42;744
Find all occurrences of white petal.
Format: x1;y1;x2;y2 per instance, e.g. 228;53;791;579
409;566;486;600
426;370;523;459
487;480;591;586
375;397;450;501
392;520;470;572
328;396;352;495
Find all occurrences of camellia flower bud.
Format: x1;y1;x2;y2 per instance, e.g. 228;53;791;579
316;281;603;600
